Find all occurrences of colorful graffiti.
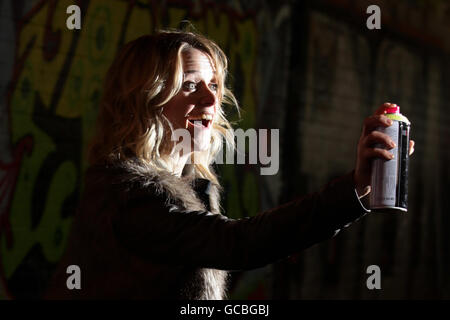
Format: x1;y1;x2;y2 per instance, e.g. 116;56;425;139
0;0;260;299
2;0;448;301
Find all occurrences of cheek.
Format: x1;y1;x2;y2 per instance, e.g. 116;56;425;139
163;105;178;123
163;101;191;128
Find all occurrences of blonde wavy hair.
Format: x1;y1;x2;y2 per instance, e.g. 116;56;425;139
87;30;238;184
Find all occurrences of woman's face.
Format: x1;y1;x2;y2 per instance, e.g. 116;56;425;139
162;47;218;153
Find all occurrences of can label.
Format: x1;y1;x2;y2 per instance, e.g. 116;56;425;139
370;120;410;212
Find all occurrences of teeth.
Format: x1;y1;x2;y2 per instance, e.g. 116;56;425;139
188;114;213;121
201;114;213;121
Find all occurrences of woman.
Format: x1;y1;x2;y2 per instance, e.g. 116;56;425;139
44;30;414;299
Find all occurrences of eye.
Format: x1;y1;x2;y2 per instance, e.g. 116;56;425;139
183;81;197;92
208;83;218;92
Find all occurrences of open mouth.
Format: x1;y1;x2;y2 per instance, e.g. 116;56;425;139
186;113;213;129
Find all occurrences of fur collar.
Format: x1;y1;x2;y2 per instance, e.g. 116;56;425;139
100;158;223;215
89;158;229;300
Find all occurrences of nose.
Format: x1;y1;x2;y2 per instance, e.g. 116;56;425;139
197;82;216;108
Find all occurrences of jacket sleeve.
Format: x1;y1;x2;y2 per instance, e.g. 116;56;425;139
111;171;368;271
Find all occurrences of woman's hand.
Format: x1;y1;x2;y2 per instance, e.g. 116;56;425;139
354;103;415;197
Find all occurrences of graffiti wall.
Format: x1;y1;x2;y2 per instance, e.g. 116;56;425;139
0;0;287;299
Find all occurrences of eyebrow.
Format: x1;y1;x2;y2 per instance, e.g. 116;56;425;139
184;70;217;75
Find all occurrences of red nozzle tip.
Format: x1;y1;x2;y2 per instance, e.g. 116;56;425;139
386;105;400;114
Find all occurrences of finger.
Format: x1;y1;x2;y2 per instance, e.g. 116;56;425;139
409;140;415;156
374;102;397;115
362;114;393;136
363;147;395;161
363;130;396;149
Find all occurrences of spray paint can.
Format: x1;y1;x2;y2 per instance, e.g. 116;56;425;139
370;105;411;212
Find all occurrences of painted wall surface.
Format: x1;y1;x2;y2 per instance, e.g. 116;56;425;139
0;0;278;299
276;1;450;299
0;0;448;300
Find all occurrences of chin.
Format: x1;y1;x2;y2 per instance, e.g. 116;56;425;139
192;140;210;153
192;132;211;151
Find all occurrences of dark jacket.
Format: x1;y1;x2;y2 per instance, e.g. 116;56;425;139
44;158;368;300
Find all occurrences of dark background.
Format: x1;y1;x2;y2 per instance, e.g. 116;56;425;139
0;0;449;299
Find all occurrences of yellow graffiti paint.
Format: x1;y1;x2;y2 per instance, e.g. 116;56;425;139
37;161;76;262
3;0;261;288
3;0;129;278
2;135;55;277
124;5;152;43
